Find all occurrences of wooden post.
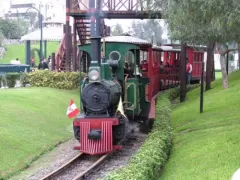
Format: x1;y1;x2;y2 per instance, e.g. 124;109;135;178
51;53;55;71
73;18;77;71
226;50;229;75
180;43;187;102
66;0;70;71
200;61;204;113
206;43;214;91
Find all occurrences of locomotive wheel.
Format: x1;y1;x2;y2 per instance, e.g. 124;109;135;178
73;122;80;141
113;114;129;145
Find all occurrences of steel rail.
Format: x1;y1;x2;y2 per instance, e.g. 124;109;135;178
40;153;83;180
72;154;108;180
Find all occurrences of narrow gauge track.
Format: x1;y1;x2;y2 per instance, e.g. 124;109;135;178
40;153;108;180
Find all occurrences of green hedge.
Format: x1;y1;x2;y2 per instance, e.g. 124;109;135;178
5;73;20;88
0;73;20;88
20;70;86;90
104;92;173;180
168;84;199;101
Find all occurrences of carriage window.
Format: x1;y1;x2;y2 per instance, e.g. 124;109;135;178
140;50;148;62
109;51;121;61
124;51;134;64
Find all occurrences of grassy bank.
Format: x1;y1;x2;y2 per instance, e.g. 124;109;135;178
0;87;79;179
215;71;221;79
160;71;240;180
104;92;173;180
0;42;59;64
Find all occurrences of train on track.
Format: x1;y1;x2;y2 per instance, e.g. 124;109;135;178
73;35;205;155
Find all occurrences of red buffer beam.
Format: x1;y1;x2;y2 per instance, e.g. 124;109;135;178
68;0;162;19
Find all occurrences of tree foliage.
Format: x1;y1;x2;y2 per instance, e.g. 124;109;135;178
0;30;4;46
111;23;124;36
165;0;240;44
160;0;240;89
131;20;163;45
0;17;29;39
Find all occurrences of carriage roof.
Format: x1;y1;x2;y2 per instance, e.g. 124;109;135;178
101;36;151;45
79;36;152;46
152;45;181;52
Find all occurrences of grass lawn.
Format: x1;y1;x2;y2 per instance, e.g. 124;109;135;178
0;42;59;64
0;87;79;179
160;70;240;180
215;71;222;79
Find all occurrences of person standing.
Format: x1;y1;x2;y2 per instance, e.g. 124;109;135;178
38;59;49;70
186;58;192;85
31;57;35;67
15;58;21;64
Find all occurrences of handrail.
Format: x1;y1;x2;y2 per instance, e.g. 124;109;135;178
55;34;66;71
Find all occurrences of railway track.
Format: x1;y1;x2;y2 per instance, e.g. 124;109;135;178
40;153;108;180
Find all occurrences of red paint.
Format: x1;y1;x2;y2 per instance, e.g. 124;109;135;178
73;118;120;155
66;8;70;21
66;16;70;21
149;98;156;119
161;45;205;81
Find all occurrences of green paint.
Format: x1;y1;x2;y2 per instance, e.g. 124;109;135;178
139;76;151;117
78;42;137;84
101;63;112;80
126;78;140;117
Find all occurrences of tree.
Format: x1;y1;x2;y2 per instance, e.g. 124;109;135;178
131;20;163;45
12;17;29;38
111;23;124;36
0;18;29;39
161;0;240;89
0;30;4;46
0;18;18;39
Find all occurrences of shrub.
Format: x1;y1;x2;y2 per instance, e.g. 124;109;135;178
20;72;29;87
2;76;7;87
104;92;173;180
0;75;2;88
168;84;199;100
5;73;20;88
20;70;85;90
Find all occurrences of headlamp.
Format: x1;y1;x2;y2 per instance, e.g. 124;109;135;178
88;70;99;81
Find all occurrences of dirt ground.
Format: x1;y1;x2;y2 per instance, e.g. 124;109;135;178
10;138;80;180
10;123;147;180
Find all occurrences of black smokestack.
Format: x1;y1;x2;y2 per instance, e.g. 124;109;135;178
89;0;101;67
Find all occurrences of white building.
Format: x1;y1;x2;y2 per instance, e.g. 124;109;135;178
36;0;65;23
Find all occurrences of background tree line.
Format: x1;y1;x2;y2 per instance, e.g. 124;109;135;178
111;19;165;45
0;12;39;45
152;0;240;89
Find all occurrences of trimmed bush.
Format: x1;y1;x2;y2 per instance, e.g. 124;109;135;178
168;84;199;100
19;72;29;87
2;76;7;87
0;75;2;88
5;73;20;88
104;92;173;180
20;70;85;90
